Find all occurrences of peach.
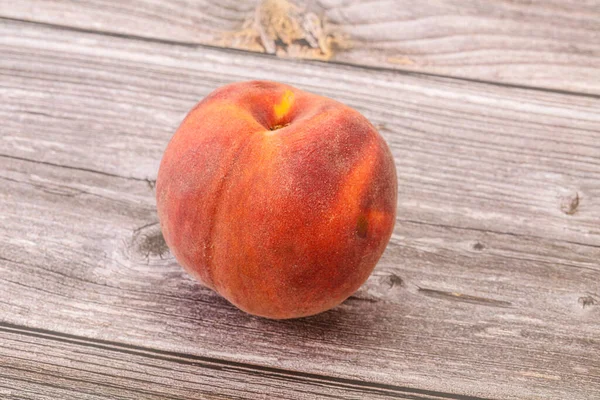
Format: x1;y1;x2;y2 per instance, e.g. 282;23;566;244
156;81;397;319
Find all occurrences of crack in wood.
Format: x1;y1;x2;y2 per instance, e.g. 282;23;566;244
578;296;597;308
0;322;497;400
417;287;513;308
396;219;600;250
0;153;147;183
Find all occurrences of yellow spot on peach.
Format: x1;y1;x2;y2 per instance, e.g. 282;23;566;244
338;143;377;213
274;89;295;120
367;210;387;225
355;210;389;238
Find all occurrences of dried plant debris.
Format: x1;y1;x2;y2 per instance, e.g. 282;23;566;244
218;0;350;61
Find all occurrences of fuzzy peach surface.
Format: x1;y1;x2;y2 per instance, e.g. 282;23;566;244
156;81;397;319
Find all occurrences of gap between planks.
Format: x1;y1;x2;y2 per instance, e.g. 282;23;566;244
0;322;492;400
0;0;599;94
0;15;598;102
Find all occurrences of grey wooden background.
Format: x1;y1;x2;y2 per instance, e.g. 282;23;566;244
0;1;599;399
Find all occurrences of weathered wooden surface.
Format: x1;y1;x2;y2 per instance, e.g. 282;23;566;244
1;0;599;94
0;14;599;400
1;324;426;400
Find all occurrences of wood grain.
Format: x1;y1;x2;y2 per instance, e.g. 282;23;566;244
0;0;599;94
1;18;599;400
1;324;430;400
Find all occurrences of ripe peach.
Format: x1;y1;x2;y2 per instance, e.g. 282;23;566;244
156;81;397;319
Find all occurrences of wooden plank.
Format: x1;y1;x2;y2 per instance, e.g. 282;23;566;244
0;18;599;399
0;324;424;400
1;19;598;246
2;160;599;400
0;0;599;94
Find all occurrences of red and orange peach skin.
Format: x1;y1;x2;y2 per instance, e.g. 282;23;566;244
156;81;397;319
